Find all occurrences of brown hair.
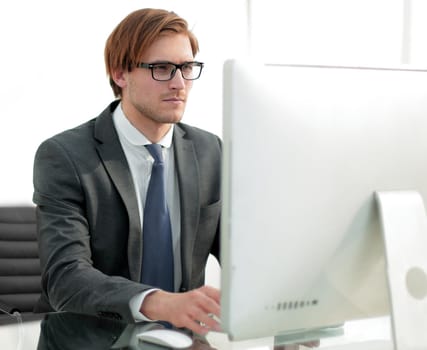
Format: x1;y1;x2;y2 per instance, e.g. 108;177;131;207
105;8;199;97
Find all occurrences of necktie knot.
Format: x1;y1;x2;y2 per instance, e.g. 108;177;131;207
145;144;163;164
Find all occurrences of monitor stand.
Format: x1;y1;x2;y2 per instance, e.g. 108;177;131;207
273;325;344;346
376;191;427;350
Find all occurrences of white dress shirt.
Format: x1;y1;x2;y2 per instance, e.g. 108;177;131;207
112;103;182;320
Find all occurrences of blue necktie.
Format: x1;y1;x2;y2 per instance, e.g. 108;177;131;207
141;144;174;291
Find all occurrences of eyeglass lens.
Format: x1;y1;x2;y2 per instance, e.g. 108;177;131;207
152;63;202;81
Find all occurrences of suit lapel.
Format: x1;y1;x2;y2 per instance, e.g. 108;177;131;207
92;107;201;286
173;126;200;289
94;104;142;282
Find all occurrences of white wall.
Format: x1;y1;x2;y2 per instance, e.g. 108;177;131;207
248;0;427;66
0;0;247;204
1;0;426;204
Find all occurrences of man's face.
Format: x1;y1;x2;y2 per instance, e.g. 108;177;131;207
118;33;195;129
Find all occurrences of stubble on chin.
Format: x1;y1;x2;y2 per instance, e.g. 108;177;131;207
139;104;186;126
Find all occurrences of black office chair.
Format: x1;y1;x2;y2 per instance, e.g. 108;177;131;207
0;206;41;320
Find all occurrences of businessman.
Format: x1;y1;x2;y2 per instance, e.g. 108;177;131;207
33;8;221;335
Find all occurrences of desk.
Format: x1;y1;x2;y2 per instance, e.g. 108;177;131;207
0;313;393;350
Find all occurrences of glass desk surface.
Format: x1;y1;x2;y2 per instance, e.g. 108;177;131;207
0;312;393;350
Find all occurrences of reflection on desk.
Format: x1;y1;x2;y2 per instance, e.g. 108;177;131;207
0;312;215;350
37;312;215;350
0;312;393;350
38;312;126;349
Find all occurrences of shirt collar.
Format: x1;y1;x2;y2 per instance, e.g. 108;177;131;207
113;102;174;148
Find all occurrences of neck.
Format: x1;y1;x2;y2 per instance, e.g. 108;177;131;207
121;104;172;143
133;120;172;143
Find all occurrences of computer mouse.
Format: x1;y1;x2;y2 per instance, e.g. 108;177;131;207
137;328;193;349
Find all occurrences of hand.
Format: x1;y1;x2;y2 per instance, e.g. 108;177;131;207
140;285;221;335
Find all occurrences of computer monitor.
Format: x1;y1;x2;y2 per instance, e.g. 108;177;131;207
220;59;427;342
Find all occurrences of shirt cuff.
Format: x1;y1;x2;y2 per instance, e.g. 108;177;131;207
129;288;160;322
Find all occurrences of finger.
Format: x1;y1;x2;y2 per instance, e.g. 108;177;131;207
200;285;221;303
200;299;220;319
185;317;212;335
197;290;221;318
196;312;221;332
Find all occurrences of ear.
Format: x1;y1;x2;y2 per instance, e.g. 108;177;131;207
111;69;127;88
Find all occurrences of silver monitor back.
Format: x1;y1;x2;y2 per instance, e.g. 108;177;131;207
220;59;427;341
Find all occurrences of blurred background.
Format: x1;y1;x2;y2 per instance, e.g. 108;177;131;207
1;0;426;204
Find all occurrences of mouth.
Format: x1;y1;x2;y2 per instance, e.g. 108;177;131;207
163;96;185;103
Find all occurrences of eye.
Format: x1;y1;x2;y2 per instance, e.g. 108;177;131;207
182;63;194;73
152;64;171;73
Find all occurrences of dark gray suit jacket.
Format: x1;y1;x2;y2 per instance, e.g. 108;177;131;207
33;101;221;322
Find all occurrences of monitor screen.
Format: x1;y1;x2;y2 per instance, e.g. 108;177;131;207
220;59;427;341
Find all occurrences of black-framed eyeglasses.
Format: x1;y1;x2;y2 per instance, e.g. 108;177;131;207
136;61;204;81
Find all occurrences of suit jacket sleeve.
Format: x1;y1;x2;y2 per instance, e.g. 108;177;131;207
33;136;147;322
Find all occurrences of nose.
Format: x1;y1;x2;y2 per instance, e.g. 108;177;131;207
168;68;186;90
